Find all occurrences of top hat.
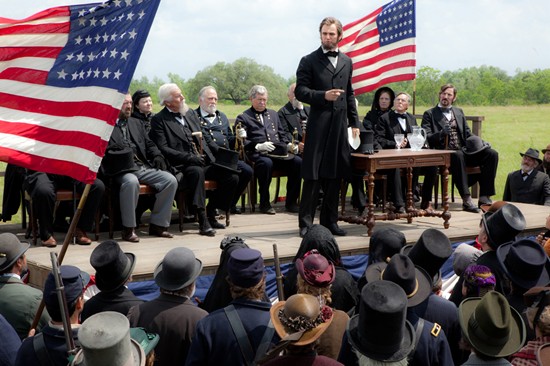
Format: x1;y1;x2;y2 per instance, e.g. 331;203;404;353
212;147;240;173
227;248;264;288
101;146;139;177
267;143;294;160
481;204;526;250
90;241;136;292
542;144;550;154
43;265;90;313
497;239;550;289
368;228;406;265
296;249;335;288
154;247;202;291
459;292;526;358
347;280;415;362
462;135;490;155
271;293;333;346
520;148;542;165
358;129;374;154
401;228;452;286
0;233;29;272
71;311;145;366
365;253;432;307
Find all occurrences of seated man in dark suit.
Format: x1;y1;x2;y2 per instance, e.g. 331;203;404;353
277;82;309;155
422;83;498;213
196;85;252;214
538;143;550;179
235;85;302;215
150;83;239;236
503;148;550;206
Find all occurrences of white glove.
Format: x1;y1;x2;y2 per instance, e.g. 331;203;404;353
288;142;299;154
256;141;276;153
237;127;247;139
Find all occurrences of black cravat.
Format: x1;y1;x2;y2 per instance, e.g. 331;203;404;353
325;51;338;57
206;114;215;118
169;111;182;118
396;113;407;119
522;172;529;178
440;107;451;113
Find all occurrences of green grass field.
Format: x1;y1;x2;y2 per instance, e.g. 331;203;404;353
1;104;548;225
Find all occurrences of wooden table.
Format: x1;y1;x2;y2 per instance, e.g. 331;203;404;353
340;149;454;236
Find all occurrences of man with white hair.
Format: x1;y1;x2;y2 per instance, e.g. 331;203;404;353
150;83;239;236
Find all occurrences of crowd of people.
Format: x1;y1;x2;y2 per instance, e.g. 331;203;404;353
2;14;550;366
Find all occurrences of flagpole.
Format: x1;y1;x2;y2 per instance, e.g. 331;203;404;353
30;183;92;331
412;78;417;115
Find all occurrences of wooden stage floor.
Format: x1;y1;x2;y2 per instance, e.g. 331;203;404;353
3;199;546;289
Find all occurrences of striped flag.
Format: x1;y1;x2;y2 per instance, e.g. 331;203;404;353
0;0;160;183
340;0;416;96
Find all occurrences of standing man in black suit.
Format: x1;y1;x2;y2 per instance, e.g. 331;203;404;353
295;16;360;237
277;82;309;154
421;83;498;213
375;92;437;211
150;83;239;236
105;93;177;242
503;148;550;205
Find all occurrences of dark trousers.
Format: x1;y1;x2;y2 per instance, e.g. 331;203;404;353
299;178;340;228
412;166;438;202
450;148;498;197
233;160;253;207
253;155;302;207
24;173;105;240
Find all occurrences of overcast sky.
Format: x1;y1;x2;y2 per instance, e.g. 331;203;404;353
4;0;549;82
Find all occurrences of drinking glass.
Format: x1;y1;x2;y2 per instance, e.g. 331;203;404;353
394;134;405;150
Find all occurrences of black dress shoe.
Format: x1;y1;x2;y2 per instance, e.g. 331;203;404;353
299;227;308;238
395;206;406;214
122;227;140;243
208;218;225;229
327;223;347;236
285;203;300;213
463;202;481;213
199;219;216;236
149;223;174;238
260;204;276;215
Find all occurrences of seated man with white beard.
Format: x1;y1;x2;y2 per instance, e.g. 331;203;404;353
150;83;239;236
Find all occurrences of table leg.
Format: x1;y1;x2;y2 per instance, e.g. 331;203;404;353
405;167;413;223
441;164;451;228
367;173;375;236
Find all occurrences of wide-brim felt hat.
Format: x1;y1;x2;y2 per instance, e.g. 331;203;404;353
496;239;550;289
212;147;241;173
462;135;490;155
365;254;432;307
459;292;525;358
270;293;333;346
71;311;145;366
520;148;542;164
368;227;406;265
542;144;550;154
481;203;526;250
401;228;452;286
347;280;415;362
266;143;294;160
154;247;202;291
0;233;30;272
101;146;139;177
90;240;136;293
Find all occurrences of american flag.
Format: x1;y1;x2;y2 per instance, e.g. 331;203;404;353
339;0;416;96
0;0;160;183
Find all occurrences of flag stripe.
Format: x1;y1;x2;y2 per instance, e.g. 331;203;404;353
341;0;416;95
0;0;160;183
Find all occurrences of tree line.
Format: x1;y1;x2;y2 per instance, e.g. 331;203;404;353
130;58;550;107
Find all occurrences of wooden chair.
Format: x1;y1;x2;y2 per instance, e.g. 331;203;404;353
433;166;481;209
247;169;288;213
176;180;230;231
340;173;388;215
24;188;100;246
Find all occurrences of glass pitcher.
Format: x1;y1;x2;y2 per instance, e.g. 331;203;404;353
409;126;426;151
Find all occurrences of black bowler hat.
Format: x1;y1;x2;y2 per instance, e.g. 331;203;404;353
366;253;432;307
481;204;526;251
347;280;415;362
462;135;490;155
520;148;542;164
497;238;550;289
401;228;452;286
213;147;240;173
90;241;136;292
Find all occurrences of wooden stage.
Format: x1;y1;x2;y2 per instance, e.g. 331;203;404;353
3;199;546;289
